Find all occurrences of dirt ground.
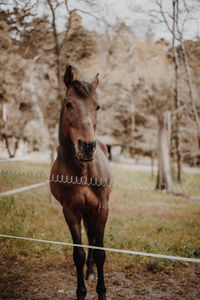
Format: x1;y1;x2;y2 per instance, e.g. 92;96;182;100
0;253;200;300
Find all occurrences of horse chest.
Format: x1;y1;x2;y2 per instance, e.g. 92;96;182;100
50;152;111;214
57;182;106;214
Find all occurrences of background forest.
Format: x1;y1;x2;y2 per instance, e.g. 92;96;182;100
0;0;200;191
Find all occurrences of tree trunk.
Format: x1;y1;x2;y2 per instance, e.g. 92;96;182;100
172;0;182;183
150;150;154;178
173;49;182;183
180;41;200;165
156;116;172;191
46;0;62;102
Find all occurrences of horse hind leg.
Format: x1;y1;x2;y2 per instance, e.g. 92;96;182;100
83;217;95;281
93;207;109;300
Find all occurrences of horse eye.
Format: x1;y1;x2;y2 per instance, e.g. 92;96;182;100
66;102;73;109
96;105;100;111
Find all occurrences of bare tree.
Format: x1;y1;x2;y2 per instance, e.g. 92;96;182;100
154;0;200;179
130;0;200;180
134;72;174;191
175;0;200;152
0;21;28;157
45;0;64;104
148;0;183;183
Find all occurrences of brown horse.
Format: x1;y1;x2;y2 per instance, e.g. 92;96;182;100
50;66;113;300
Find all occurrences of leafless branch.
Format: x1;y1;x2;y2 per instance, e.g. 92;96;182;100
155;0;174;36
183;0;189;12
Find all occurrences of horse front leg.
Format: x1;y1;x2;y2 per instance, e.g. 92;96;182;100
94;229;106;300
63;208;87;300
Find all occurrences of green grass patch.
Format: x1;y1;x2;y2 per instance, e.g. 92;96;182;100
0;162;200;273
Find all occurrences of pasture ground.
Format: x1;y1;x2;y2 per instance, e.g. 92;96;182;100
0;161;200;299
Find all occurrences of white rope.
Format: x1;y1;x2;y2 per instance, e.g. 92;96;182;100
0;182;48;197
0;234;199;263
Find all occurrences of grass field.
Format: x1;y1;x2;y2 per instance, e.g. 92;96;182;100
0;160;200;274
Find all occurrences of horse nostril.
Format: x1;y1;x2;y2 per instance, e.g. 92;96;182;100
89;141;96;152
78;139;96;153
78;139;82;148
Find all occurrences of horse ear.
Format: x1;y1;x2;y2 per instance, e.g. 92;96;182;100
64;65;74;88
90;73;99;89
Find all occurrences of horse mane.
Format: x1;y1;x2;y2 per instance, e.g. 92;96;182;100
72;80;95;98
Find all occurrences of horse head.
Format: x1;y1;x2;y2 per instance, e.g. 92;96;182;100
60;65;100;162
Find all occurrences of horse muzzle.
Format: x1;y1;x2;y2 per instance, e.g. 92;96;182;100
76;139;96;162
